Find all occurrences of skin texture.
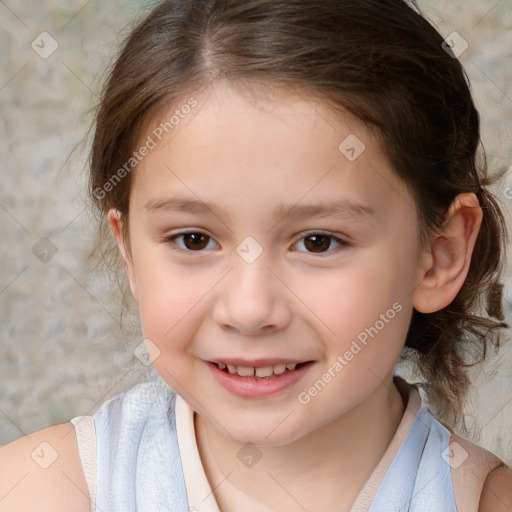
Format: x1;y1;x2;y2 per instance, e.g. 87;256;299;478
0;82;508;512
0;422;91;512
108;81;485;511
479;464;512;511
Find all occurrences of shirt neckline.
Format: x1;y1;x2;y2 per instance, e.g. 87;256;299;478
175;375;422;512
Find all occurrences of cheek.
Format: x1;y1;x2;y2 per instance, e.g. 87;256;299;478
134;254;217;347
138;277;192;336
135;267;204;383
297;250;414;357
297;267;409;414
299;261;395;328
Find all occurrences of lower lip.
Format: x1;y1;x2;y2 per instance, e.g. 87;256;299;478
208;362;314;398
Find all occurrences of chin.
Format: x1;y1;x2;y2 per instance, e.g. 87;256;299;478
222;414;307;447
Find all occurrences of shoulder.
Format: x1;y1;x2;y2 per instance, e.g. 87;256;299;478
479;463;512;512
0;422;90;512
448;430;511;511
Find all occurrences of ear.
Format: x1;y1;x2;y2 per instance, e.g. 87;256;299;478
107;208;139;303
413;193;482;313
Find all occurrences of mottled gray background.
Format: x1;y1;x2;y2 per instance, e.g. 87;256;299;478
1;0;512;465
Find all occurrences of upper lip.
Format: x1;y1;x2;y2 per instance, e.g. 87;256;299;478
208;358;311;367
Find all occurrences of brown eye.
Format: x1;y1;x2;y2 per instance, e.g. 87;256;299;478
294;232;346;256
303;234;331;252
167;232;217;252
183;233;209;250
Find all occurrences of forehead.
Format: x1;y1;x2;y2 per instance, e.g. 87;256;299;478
130;81;416;227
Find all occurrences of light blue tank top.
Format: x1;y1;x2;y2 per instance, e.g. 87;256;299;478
87;376;458;511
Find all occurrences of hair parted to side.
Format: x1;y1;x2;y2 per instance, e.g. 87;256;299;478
88;0;509;430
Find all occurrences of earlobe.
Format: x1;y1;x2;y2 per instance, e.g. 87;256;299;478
413;193;482;314
107;208;139;303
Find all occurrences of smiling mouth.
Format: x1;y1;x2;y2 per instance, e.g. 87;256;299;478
212;361;308;379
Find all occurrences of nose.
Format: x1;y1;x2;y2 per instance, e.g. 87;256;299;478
211;254;292;336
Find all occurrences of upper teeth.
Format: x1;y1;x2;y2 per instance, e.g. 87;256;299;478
217;362;297;377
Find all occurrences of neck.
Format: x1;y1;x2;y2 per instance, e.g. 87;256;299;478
195;374;407;512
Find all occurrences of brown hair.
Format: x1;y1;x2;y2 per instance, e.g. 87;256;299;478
88;0;509;430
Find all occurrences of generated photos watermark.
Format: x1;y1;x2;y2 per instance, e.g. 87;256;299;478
297;301;403;405
93;97;198;201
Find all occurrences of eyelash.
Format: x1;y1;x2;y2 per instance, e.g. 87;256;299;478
164;230;349;257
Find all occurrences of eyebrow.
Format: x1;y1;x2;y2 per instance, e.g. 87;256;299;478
144;196;375;222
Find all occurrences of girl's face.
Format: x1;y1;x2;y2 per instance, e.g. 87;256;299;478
117;82;427;445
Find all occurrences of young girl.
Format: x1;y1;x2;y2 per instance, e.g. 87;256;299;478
1;0;511;510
